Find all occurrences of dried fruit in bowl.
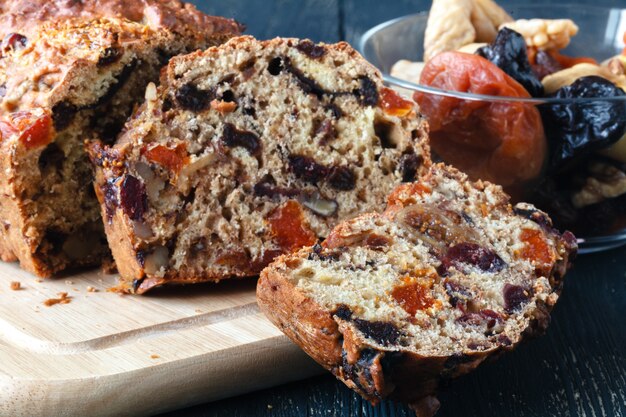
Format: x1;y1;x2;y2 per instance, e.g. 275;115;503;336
477;28;543;97
414;51;546;188
540;76;626;172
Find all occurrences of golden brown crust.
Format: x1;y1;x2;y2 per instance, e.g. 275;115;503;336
0;0;243;41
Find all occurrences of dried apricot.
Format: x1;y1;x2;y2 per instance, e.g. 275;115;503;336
414;51;546;188
142;143;189;173
267;200;317;252
5;111;54;150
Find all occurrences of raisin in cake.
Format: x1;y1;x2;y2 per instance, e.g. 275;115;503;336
0;2;242;277
88;36;430;293
257;164;576;416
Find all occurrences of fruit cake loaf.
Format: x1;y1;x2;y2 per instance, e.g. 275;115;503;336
88;36;430;293
257;163;577;416
0;2;242;277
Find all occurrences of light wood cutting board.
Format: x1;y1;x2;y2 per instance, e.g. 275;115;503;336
0;262;322;417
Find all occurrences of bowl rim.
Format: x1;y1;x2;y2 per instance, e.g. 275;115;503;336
359;5;626;104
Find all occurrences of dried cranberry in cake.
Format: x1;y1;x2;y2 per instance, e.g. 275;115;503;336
441;242;506;274
503;283;531;313
119;175;147;221
259;164;576;413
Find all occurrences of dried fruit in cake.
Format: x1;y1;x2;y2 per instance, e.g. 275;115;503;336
414;51;546;188
89;36;430;293
0;1;242;277
258;164;576;416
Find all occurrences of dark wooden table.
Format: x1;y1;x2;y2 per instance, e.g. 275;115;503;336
159;1;626;416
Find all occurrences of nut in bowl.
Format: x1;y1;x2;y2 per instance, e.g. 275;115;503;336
360;4;626;253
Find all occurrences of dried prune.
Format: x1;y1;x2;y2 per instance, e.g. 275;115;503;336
221;123;261;155
288;155;328;183
353;318;401;346
175;82;214;111
477;28;544;97
327;166;356;191
282;57;326;96
540;76;626;172
399;153;422;182
296;40;326;59
415;52;546;188
354;76;378;107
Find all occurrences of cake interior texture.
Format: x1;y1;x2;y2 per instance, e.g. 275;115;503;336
0;14;241;276
90;36;429;292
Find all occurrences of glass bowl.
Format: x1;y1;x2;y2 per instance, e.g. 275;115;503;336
359;4;626;254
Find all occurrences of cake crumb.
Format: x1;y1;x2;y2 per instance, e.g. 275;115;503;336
10;281;21;291
35;278;43;283
43;292;72;307
87;286;98;293
65;280;74;285
150;354;160;359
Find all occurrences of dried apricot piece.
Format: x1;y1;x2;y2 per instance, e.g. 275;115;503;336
267;200;317;252
142;143;189;173
10;111;54;150
391;270;437;316
414;51;546;188
379;87;413;117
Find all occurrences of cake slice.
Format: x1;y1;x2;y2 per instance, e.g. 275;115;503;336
88;36;430;293
257;164;576;416
0;1;242;277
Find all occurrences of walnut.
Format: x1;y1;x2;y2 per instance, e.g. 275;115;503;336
571;162;626;208
499;19;578;51
424;0;512;62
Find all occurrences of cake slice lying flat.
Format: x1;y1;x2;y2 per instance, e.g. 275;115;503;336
0;1;242;277
257;164;577;416
89;36;430;293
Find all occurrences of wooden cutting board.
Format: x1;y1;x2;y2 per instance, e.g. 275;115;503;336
0;262;322;417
